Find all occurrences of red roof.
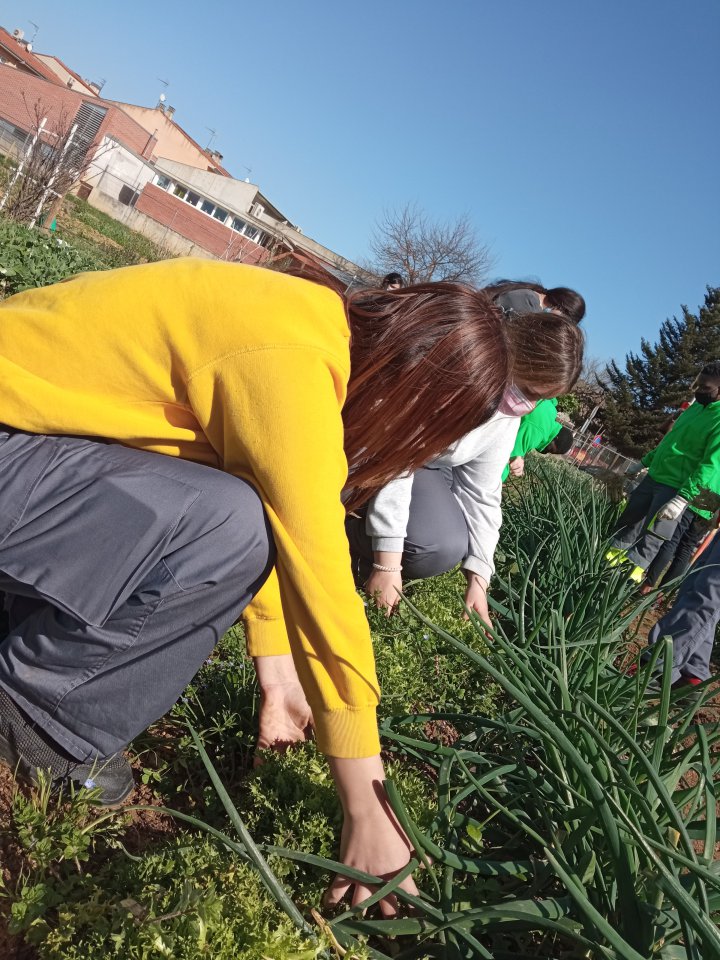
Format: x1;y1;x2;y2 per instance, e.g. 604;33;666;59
0;27;63;85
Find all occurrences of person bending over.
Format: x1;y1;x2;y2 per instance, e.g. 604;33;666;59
607;362;720;582
502;399;573;480
0;259;547;911
346;315;584;622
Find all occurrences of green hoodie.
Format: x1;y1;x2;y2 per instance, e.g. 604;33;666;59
502;398;562;482
642;400;720;519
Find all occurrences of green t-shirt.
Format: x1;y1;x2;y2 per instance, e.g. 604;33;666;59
502;398;562;482
641;400;720;518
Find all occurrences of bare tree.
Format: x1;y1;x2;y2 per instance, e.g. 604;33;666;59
558;356;608;429
368;203;493;284
0;100;105;228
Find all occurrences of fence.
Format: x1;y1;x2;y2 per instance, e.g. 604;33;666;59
567;435;640;476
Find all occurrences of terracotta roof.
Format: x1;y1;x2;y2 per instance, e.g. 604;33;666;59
0;27;62;85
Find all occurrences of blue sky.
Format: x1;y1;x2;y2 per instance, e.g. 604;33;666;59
4;0;718;364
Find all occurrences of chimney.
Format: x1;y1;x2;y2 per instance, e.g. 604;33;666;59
165;106;175;121
209;150;223;164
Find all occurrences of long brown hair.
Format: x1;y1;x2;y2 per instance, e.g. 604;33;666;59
505;312;584;399
277;257;583;510
343;282;509;508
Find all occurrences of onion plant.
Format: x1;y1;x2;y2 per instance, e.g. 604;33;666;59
163;461;720;959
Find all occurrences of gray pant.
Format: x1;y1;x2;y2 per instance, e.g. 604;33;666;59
648;533;720;682
0;430;274;761
347;466;468;583
611;475;682;569
645;511;711;588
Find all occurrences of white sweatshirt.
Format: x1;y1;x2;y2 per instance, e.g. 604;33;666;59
365;411;520;583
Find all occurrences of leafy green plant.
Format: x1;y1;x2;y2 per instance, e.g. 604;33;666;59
3;458;718;959
0;216;104;297
328;464;720;958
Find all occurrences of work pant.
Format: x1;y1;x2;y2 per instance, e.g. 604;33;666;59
648;533;720;682
346;466;469;584
0;429;274;762
645;511;711;588
610;475;682;569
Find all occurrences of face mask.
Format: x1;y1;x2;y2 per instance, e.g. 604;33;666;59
694;390;716;406
499;384;537;417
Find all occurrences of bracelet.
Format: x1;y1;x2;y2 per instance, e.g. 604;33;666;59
372;562;403;572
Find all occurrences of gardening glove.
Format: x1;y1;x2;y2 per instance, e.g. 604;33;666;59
656;496;688;522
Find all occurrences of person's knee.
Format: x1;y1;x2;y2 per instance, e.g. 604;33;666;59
215;480;274;583
404;529;466;579
171;475;275;591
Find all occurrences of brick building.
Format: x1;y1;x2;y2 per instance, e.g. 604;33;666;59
0;63;156;161
0;23;367;283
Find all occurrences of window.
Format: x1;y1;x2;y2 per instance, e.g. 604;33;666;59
231;216;247;233
185;191;201;206
70;101;108;165
173;185;187;200
244;225;259;241
201;199;215;215
213;207;228;224
155;175;171;190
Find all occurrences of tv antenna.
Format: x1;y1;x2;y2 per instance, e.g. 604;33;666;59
205;127;218;151
28;21;39;44
156;78;169;108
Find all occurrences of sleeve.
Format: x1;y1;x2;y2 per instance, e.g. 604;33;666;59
365;473;415;552
678;428;720;504
641;447;656;468
187;346;380;759
452;418;519;582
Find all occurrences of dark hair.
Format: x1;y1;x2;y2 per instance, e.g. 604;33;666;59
485;280;586;324
381;272;404;289
274;255;584;509
701;361;720;379
546;426;574;455
504;313;584;400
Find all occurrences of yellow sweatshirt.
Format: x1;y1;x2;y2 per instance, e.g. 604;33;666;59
0;258;380;758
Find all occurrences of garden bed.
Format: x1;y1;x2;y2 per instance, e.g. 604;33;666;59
1;447;719;959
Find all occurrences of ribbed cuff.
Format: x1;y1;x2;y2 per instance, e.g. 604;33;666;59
314;704;381;758
462;555;493;583
371;536;405;553
243;617;291;657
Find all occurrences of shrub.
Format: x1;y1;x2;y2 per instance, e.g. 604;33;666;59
0;217;103;297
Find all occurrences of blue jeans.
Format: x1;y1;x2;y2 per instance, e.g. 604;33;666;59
648;534;720;681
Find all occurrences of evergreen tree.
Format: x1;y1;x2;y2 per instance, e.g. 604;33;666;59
600;287;720;457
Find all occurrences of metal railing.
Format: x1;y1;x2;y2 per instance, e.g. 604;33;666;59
567;436;640;476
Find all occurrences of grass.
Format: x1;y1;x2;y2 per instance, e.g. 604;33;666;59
0;187;170;303
1;458;719;959
57;194;169;268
